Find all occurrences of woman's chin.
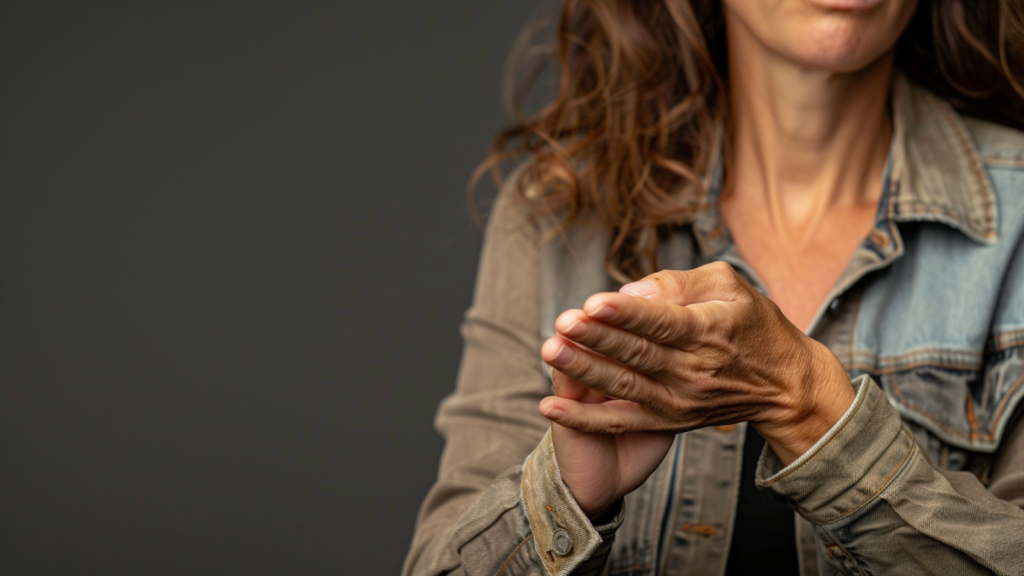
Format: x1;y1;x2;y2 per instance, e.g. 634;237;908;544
777;20;898;73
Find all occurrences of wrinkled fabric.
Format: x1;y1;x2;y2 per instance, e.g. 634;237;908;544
402;74;1024;576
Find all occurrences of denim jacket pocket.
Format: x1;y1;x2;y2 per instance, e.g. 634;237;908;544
873;343;1024;464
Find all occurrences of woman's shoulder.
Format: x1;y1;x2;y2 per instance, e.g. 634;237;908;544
487;161;608;248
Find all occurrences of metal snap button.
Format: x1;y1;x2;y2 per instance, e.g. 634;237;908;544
552;528;573;556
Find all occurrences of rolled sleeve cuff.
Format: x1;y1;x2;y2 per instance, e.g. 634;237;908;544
755;374;918;525
521;428;624;576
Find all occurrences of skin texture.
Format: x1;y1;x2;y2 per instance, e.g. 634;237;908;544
539;0;918;517
722;0;916;331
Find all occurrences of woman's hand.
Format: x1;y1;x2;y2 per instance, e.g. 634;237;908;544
543;367;676;519
539;261;854;510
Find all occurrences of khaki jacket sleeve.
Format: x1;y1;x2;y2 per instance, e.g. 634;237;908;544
401;174;620;576
756;374;1024;575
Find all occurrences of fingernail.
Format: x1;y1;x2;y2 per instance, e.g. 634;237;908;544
542;403;564;420
620;280;655;297
588;304;614;320
555;313;583;335
552;343;575;365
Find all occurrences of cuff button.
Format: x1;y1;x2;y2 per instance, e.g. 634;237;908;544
552;528;573;556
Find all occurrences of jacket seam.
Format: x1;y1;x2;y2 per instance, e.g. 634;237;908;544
818;430;918;524
847;343;1024;372
983;156;1024;169
936;98;997;234
988;368;1024;440
495;535;535;576
889;381;978;440
823;539;870;576
849;359;980;374
886;368;1024;442
845;285;864;373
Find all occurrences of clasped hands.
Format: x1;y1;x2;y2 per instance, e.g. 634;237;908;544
538;261;854;517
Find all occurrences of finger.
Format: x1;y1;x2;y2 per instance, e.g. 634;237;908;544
551;368;606;403
618;261;748;305
554;309;673;376
576;292;707;347
539;396;662;434
542;335;668;407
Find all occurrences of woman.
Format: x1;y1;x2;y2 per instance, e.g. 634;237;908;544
405;1;1024;574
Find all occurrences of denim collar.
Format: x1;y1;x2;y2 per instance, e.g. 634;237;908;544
691;72;999;257
888;73;998;244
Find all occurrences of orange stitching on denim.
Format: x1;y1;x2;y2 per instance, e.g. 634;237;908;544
988;329;1024;352
852;346;983;359
983;156;1024;168
888;378;976;440
845;343;1024;444
850;339;1024;372
966;395;979;437
879;360;980;374
848;352;982;374
888;368;1024;442
680;523;719;536
988;368;1024;440
825;542;870;576
847;336;1024;363
895;202;968;220
495;534;534;576
847;362;880;374
846;287;864;371
850;346;983;362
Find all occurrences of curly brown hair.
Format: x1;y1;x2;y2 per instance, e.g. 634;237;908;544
470;0;1024;283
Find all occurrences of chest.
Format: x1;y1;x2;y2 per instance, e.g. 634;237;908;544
720;201;879;332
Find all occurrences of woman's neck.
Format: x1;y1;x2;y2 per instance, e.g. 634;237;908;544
723;12;893;244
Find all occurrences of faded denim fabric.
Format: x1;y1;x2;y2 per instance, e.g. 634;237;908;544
402;74;1024;576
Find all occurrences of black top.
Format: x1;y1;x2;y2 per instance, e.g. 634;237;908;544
723;424;800;576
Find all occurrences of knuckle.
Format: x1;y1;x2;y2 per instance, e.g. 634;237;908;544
663;270;689;295
647;310;679;343
568;353;595;380
610;365;639;397
606;417;628;435
708;261;744;290
585;324;615;350
687;360;720;386
618;338;663;373
706;260;733;275
691;380;716;404
614;367;657;405
647;270;685;296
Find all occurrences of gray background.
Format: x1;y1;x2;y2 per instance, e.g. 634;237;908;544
0;2;542;574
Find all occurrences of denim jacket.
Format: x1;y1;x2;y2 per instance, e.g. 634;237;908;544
402;73;1024;576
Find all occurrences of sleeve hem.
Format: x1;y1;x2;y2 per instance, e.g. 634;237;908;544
521;428;623;576
755;374;918;525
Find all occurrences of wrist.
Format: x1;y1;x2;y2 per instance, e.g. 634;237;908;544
584;503;616;524
758;340;854;466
